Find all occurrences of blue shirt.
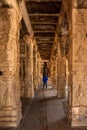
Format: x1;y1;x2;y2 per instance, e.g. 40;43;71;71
43;76;48;83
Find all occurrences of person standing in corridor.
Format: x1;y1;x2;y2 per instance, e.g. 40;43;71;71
43;75;48;89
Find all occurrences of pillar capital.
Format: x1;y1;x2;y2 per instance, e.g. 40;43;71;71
5;0;22;20
72;0;78;8
23;35;34;45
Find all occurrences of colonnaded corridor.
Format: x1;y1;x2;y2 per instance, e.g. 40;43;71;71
1;0;87;129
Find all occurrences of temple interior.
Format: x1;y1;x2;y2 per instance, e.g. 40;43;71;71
0;0;87;130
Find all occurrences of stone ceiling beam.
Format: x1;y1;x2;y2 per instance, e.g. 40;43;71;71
29;14;60;16
36;37;53;40
19;0;34;38
35;36;53;38
33;25;56;31
37;41;53;43
31;22;57;25
26;0;62;1
34;31;55;33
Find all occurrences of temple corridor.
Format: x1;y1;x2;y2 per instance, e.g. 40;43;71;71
1;0;87;129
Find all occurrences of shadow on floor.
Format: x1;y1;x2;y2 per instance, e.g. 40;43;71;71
0;89;87;130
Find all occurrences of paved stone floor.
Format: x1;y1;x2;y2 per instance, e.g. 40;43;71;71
0;89;87;130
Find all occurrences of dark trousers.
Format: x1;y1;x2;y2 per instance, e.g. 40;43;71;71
43;82;47;88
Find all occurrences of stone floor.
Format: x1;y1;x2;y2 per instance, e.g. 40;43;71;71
0;89;87;130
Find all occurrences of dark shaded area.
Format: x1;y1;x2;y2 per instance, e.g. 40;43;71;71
0;71;3;76
26;1;62;14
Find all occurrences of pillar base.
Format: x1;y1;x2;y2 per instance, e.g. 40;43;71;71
72;119;87;127
57;90;65;98
0;107;22;127
25;91;34;98
70;106;87;127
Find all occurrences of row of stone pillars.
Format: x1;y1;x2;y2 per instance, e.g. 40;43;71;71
49;0;87;127
20;36;42;98
49;41;66;98
0;4;43;127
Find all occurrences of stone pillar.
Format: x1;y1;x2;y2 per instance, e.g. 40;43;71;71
57;42;66;98
53;57;58;89
33;45;36;89
37;53;42;88
25;37;34;98
19;39;26;98
33;45;38;89
50;60;53;87
0;8;22;127
52;60;54;88
68;8;87;126
55;58;58;89
65;58;69;100
37;54;40;87
20;57;25;97
39;59;42;86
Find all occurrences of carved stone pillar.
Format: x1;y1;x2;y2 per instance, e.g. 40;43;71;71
50;61;53;87
68;8;87;126
37;57;39;87
33;45;38;89
19;39;27;98
33;45;36;89
37;53;42;87
24;37;34;98
57;42;66;98
0;8;22;127
39;60;42;86
53;58;58;89
58;58;66;98
65;58;69;100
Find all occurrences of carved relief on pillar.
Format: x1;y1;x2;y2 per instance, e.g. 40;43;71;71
49;60;53;87
0;8;22;127
73;0;87;8
23;36;34;98
19;38;29;98
33;42;40;89
77;0;87;8
59;58;66;97
69;8;87;126
52;58;58;89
